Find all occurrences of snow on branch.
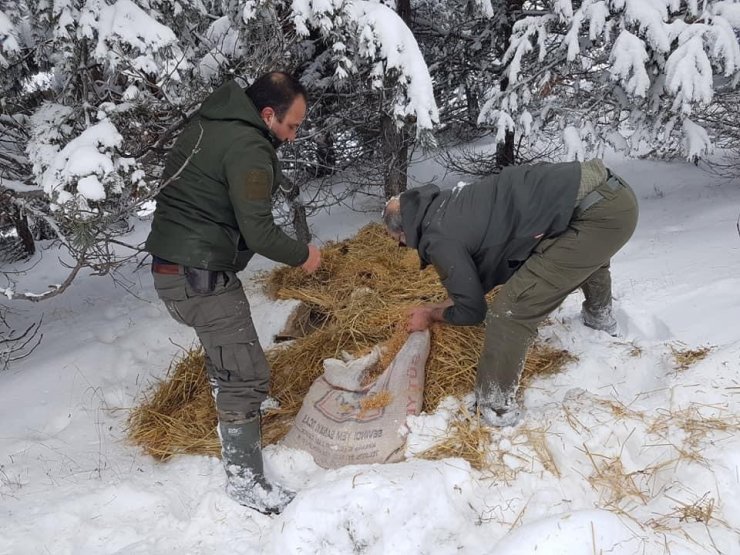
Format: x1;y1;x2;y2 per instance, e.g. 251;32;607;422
347;1;439;132
477;0;740;160
622;0;673;53
82;0;184;80
291;0;344;37
609;30;650;97
0;9;20;66
197;15;245;81
563;125;585;161
475;0;494;19
291;0;439;133
506;15;555;82
34;116;124;210
708;9;740;75
682;117;713;160
713;1;740;26
665;32;714;113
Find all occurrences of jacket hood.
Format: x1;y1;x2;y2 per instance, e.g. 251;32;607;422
199;80;270;136
400;184;441;249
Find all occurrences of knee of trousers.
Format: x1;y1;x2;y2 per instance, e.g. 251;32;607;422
485;309;540;341
200;332;271;415
486;285;550;336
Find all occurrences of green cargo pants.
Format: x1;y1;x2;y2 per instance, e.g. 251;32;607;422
152;268;270;420
476;171;639;408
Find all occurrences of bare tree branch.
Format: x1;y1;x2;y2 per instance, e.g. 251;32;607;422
0;318;43;370
8;259;86;302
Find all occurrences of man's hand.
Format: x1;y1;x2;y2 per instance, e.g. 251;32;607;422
406;298;453;331
301;244;321;274
407;306;432;332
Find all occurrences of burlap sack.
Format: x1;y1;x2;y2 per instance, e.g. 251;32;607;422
281;330;430;468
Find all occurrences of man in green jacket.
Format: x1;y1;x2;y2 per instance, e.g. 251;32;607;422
382;160;638;427
146;72;320;514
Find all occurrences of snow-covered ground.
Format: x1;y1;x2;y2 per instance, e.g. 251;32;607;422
1;155;739;554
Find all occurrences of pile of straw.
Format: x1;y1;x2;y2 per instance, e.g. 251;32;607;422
128;223;574;463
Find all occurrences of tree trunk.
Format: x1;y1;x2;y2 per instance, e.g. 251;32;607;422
495;0;525;168
282;175;311;243
379;0;412;200
10;207;35;258
292;203;310;244
496;130;516;167
381;114;409;199
396;0;411;22
465;78;479;125
313;131;336;177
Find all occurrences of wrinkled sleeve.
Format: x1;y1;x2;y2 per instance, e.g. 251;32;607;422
426;240;487;325
223;141;308;267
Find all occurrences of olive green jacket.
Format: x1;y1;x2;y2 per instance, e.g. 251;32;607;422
145;81;308;271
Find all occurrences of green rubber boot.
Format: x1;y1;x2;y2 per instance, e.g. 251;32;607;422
218;414;294;514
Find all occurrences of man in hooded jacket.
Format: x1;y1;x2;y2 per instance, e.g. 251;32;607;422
382;160;638;427
146;72;320;513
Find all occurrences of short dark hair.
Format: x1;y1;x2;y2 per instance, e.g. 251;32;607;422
382;196;404;234
245;71;307;119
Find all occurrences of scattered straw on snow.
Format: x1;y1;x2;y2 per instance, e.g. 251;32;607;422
128;224;576;466
670;343;713;372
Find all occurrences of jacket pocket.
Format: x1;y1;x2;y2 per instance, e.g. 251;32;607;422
506;237;539;270
204;328;269;383
532;236;559;256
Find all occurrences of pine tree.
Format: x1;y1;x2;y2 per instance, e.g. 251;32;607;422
0;0;439;302
476;0;740;160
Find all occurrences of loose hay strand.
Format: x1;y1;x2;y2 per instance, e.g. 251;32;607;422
420;411;493;471
127;348;220;459
670;343;712;371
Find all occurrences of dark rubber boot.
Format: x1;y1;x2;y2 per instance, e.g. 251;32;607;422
581;303;619;336
477;393;523;428
218;414;294;514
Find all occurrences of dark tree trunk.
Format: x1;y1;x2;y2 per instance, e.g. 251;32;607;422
380;0;412;199
396;0;411;22
282;175;311;243
292;203;310;244
495;0;525;168
381;115;409;199
496;129;516;167
10;206;35;257
313;131;336;178
465;79;479;125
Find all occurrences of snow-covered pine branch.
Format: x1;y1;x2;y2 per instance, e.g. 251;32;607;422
478;0;740;161
0;8;21;67
292;0;439;135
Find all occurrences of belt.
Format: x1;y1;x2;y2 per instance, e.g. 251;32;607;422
574;171;625;217
151;256;182;275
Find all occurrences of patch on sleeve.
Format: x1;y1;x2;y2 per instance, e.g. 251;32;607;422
243;169;272;201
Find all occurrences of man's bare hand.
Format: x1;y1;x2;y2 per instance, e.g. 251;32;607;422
301;244;321;274
407;306;432;332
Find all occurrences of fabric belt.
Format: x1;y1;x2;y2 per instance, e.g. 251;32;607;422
151;256;182;275
574;171;624;218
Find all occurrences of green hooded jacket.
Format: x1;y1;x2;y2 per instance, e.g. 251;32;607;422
145;81;308;271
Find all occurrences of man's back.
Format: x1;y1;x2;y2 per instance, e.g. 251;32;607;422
408;162;582;292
